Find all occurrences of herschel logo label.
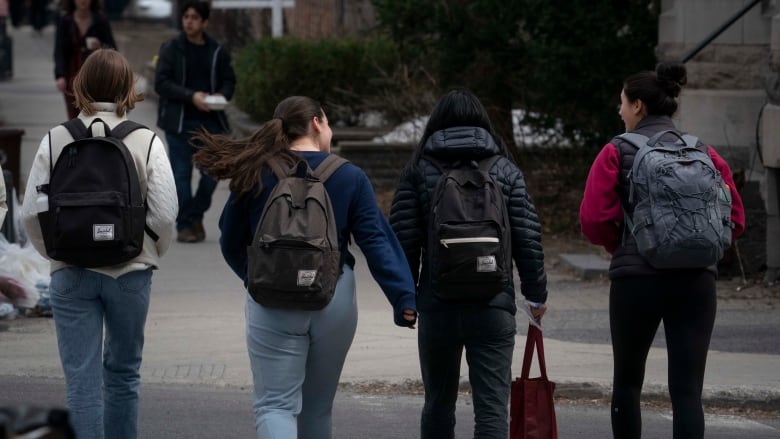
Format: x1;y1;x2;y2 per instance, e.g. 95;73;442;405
297;270;317;287
476;255;497;272
93;224;115;241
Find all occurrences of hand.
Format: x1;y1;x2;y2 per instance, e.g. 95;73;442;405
56;77;66;93
192;91;210;112
402;309;417;329
530;303;547;322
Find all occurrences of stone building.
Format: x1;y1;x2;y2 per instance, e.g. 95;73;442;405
658;0;778;278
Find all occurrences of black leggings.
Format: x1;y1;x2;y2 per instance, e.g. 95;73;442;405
609;271;716;439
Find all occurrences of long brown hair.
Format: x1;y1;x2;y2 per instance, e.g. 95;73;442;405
192;96;324;197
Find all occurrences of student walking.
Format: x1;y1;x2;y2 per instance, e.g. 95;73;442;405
192;95;417;439
389;89;549;439
21;49;178;439
54;0;116;119
580;62;746;439
155;0;235;243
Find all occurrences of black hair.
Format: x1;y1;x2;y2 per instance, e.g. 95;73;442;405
416;89;509;158
181;0;210;20
623;62;688;117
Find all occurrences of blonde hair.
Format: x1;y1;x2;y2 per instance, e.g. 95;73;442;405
72;49;142;116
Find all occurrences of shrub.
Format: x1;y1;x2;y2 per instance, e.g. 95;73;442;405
233;37;400;124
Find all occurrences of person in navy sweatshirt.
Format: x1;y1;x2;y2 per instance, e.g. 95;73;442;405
191;95;417;439
580;62;745;439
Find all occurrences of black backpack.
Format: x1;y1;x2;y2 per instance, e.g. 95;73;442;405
37;118;157;268
247;155;348;310
425;155;511;302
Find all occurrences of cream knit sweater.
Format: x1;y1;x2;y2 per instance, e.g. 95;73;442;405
21;104;178;278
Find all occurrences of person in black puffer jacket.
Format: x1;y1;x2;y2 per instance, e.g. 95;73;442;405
390;89;548;439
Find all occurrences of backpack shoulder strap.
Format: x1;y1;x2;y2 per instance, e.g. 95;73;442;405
312;154;349;183
478;155;502;172
615;132;649;150
62;118;89;141
110;120;147;140
421;154;446;173
681;134;700;148
267;158;291;181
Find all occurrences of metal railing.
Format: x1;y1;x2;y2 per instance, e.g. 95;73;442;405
682;0;763;63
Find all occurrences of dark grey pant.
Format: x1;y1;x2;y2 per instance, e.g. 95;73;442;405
418;307;516;439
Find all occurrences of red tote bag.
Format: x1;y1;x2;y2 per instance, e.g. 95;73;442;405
510;325;558;439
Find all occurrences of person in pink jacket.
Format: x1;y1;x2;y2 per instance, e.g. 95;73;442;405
580;62;745;439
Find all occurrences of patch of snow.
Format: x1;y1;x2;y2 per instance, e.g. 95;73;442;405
371;110;572;147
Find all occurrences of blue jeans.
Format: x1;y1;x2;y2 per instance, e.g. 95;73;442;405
246;266;358;439
418;307;516;439
50;267;152;439
166;132;218;231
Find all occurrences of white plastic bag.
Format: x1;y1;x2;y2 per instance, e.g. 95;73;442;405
0;235;49;309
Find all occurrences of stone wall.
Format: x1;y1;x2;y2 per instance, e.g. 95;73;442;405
285;0;376;39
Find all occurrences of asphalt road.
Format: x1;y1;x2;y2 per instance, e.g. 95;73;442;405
1;377;778;438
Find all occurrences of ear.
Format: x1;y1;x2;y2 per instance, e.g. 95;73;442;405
311;116;323;134
633;99;646;116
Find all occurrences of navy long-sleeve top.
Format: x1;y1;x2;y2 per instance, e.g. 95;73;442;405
219;151;417;326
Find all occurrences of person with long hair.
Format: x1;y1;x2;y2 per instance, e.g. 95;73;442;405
192;95;417;438
389;89;549;438
54;0;116;120
22;49;177;439
580;62;746;439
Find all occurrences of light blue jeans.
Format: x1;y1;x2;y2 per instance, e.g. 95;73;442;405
50;267;152;439
246;266;358;439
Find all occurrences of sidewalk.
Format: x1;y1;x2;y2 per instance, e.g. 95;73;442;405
0;23;778;412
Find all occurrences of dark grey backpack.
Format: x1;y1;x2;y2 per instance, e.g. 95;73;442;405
619;130;733;269
247;155;348;310
426;155;511;302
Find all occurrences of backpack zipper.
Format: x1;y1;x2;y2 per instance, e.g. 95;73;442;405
440;237;499;248
68;147;77;167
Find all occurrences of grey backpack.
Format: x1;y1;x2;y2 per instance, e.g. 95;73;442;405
247;155;348;310
619;130;733;269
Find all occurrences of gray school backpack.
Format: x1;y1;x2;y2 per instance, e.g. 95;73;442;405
425;155;511;301
246;155;348;310
618;130;733;269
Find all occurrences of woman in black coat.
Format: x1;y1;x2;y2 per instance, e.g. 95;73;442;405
54;0;116;119
390;89;549;439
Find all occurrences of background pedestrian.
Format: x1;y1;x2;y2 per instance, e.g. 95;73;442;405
155;0;234;243
54;0;115;120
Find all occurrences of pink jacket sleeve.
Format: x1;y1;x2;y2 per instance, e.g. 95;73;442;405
579;144;622;253
708;146;746;239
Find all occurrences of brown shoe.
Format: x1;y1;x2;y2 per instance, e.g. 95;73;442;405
177;228;198;243
192;222;206;242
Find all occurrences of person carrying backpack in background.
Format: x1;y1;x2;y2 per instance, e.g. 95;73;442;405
155;0;235;243
390;89;549;439
579;62;745;439
191;95;417;439
20;49;178;439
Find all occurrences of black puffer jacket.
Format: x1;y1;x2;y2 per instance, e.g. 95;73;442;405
389;127;548;314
